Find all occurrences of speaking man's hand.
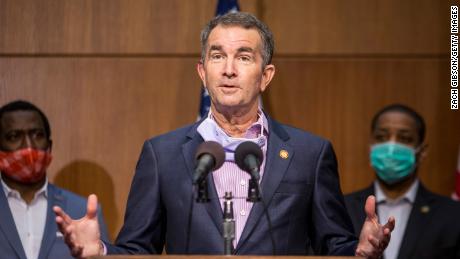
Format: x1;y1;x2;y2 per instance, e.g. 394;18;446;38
53;194;103;258
355;195;395;259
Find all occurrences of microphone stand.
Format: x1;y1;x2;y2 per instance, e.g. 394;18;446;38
222;192;235;255
187;179;210;254
246;176;277;255
196;179;210;203
246;178;261;202
194;179;236;255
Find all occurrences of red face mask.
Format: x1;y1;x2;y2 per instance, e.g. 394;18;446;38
0;148;52;184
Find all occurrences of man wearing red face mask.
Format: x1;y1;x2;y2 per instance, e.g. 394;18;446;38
0;100;109;259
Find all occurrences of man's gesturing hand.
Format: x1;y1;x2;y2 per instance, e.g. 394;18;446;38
54;194;103;258
356;195;395;259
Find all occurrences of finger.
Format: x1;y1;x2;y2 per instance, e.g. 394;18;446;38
355;247;369;257
368;236;385;258
364;195;377;220
53;206;73;224
63;232;71;245
63;229;79;254
355;248;363;256
55;216;70;234
383;227;391;236
71;244;83;258
64;231;74;248
54;206;74;236
368;235;380;249
67;230;85;257
380;230;391;249
380;238;390;250
87;194;98;219
384;216;396;232
63;225;76;245
55;216;67;235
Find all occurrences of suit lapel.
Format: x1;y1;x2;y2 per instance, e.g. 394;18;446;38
0;188;27;259
37;184;64;259
182;123;223;235
397;185;434;259
236;118;293;252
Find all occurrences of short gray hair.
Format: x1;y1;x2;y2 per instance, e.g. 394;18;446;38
200;12;274;68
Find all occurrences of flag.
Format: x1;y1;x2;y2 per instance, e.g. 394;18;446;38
452;145;460;201
216;0;240;15
197;0;240;120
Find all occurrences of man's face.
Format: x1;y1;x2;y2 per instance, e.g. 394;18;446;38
197;25;275;112
371;111;420;149
0;110;50;152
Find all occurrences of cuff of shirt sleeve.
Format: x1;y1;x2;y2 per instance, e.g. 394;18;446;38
100;240;107;255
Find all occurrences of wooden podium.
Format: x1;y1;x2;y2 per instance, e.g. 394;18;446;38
90;255;358;259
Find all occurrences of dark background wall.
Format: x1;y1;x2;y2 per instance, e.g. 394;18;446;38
1;0;458;240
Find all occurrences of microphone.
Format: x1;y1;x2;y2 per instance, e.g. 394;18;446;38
235;141;263;181
234;141;276;254
192;141;225;184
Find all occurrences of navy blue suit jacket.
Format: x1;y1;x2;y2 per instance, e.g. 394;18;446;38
0;183;109;259
108;117;357;255
345;183;460;259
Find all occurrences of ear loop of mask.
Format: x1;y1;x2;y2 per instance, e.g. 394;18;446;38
413;143;427;169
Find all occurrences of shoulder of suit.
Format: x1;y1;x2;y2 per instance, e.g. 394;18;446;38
48;183;87;204
48;183;102;221
344;185;373;201
145;122;198;144
419;185;460;210
271;119;329;146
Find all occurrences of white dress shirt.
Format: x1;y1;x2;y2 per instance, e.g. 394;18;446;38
1;177;48;259
374;179;419;259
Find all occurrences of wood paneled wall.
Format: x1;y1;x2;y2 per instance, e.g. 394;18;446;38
0;0;458;239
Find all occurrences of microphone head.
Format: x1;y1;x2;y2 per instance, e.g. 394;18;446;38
195;141;225;171
234;141;263;171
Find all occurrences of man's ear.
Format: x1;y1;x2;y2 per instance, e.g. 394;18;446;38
260;64;275;93
197;62;206;87
48;139;53;153
416;143;428;163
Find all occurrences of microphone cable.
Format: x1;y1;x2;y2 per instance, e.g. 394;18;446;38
234;141;276;254
185;184;196;254
256;183;276;255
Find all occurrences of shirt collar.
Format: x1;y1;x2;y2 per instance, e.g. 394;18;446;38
208;107;269;138
374;179;419;204
1;175;48;200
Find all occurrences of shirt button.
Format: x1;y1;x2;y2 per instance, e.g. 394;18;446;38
240;179;246;186
240;210;246;216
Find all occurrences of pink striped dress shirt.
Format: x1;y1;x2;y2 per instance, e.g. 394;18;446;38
198;110;268;246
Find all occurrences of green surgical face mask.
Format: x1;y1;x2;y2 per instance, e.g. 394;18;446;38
370;142;417;185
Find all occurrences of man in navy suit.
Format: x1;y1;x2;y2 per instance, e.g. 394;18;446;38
0;100;109;259
345;104;460;259
54;12;394;258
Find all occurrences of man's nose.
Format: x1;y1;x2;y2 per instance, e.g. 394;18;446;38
223;59;237;78
22;135;35;149
389;135;398;143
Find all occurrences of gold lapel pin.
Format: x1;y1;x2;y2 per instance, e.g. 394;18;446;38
420;205;430;214
279;150;289;159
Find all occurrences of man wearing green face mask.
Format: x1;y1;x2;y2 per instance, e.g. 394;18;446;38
345;104;460;259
